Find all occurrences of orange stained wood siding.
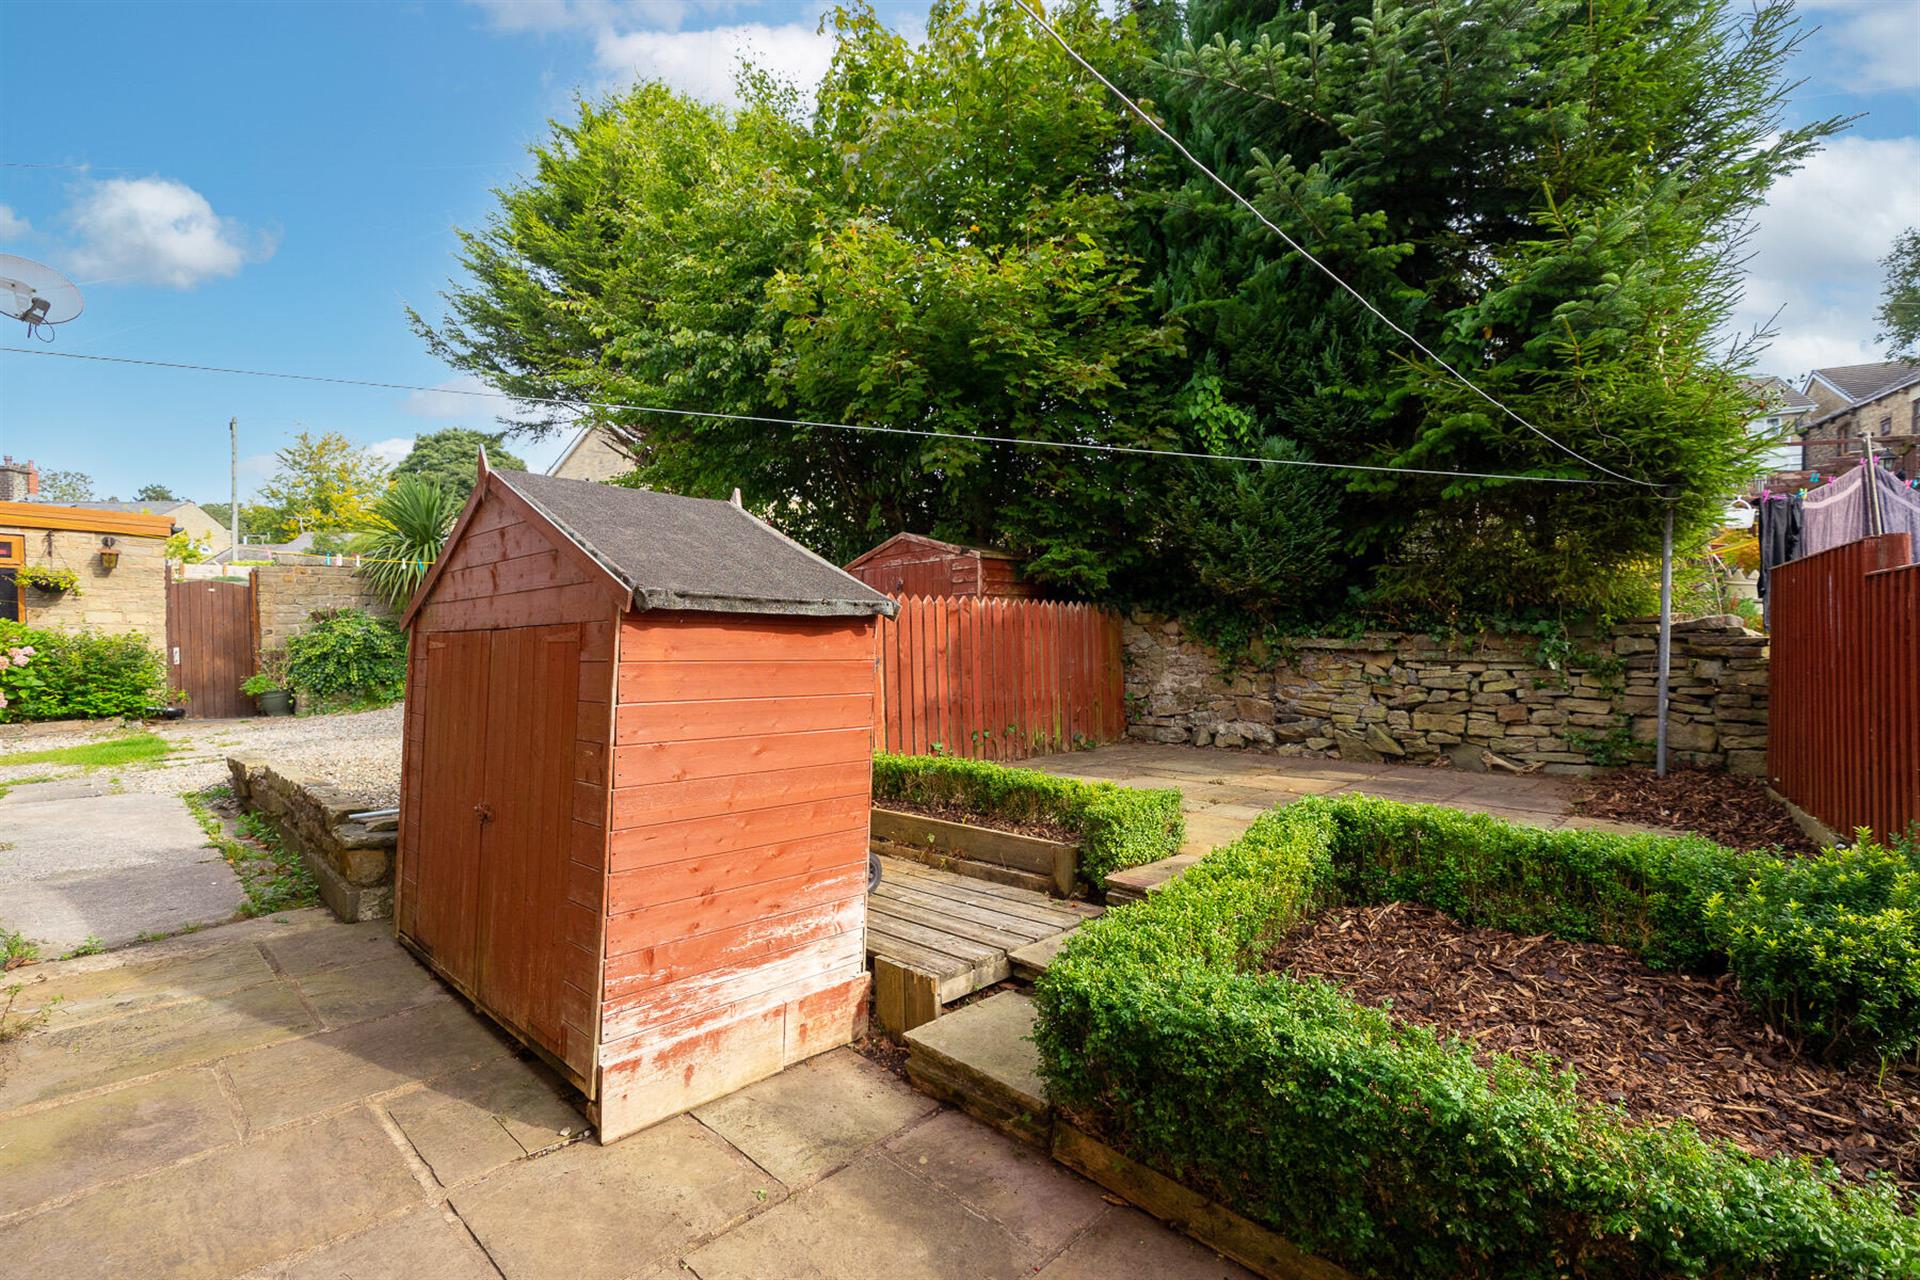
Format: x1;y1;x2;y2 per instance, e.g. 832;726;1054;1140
599;610;875;1066
873;594;1124;761
1768;533;1920;842
843;534;1036;599
397;479;621;1086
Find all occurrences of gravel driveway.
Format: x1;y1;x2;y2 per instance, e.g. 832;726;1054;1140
0;705;405;807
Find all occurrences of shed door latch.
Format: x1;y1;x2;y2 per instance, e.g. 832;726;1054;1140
473;802;494;823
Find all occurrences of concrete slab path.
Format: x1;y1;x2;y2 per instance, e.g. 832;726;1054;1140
1028;742;1651;900
0;781;244;954
0;911;1252;1279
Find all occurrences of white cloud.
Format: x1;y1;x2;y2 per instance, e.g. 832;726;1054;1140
592;21;833;105
1731;135;1920;379
1800;0;1920;92
66;177;274;289
403;375;493;419
0;205;31;239
368;437;417;468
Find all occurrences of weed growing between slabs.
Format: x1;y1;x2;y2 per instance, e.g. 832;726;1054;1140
184;785;319;916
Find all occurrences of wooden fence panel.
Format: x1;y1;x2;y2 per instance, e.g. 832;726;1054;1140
874;596;1126;761
1769;534;1919;841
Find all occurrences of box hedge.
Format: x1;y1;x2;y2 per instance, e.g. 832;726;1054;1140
1032;795;1920;1279
870;752;1184;889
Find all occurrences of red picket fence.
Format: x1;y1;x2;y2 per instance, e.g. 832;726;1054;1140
874;595;1125;761
1768;534;1920;842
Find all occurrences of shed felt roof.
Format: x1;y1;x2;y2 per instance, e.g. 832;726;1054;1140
493;470;896;618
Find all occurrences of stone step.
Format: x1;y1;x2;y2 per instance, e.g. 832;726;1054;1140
903;990;1051;1147
1008;929;1077;982
1103;851;1202;905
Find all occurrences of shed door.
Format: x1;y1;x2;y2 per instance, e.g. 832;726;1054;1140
409;631;493;990
473;624;581;1051
409;623;583;1067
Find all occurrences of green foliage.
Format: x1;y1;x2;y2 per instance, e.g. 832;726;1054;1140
240;648;290;698
164;530;212;563
0;622;168;722
257;430;389;541
283;609;407;709
37;469;92;503
15;566;79;594
0;733;171;770
1;929;39;968
1878;228;1920;360
872;752;1184;889
416;1;1182;588
1707;833;1920;1059
354;477;462;610
1140;0;1838;626
1034;797;1920;1278
133;484;176;502
392;428;526;503
197;501;280;540
184;786;319;916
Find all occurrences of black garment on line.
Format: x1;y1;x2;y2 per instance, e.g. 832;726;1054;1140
1757;494;1801;627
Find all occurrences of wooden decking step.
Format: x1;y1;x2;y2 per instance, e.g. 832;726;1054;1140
904;990;1051;1147
1008;929;1079;982
868;857;1099;1009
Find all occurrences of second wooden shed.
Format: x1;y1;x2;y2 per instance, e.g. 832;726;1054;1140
397;464;896;1141
843;532;1036;598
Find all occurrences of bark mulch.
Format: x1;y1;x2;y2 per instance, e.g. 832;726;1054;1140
1572;767;1818;854
1266;902;1920;1192
877;796;1076;844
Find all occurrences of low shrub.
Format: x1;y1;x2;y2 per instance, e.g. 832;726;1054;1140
0;621;168;722
283;609;406;709
1707;832;1920;1059
871;753;1184;889
1033;797;1920;1278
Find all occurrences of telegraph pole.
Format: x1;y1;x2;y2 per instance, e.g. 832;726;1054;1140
229;417;240;555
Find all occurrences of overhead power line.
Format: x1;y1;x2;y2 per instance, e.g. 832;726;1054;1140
1008;0;1661;491
0;345;1618;486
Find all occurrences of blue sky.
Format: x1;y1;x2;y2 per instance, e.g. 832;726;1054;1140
0;0;1915;507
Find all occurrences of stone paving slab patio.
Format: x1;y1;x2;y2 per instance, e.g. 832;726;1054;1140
1027;743;1647;899
0;910;1252;1279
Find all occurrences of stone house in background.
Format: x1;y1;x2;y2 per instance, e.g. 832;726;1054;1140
547;425;633;483
1798;359;1920;478
0;456;40;502
60;498;232;557
0;500;174;651
1739;375;1818;495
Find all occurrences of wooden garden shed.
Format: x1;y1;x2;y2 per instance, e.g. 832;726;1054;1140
397;462;896;1141
844;532;1036;598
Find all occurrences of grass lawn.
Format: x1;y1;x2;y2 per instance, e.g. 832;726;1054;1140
0;732;172;770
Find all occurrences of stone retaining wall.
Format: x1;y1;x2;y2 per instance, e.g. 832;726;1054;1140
227;754;396;921
1125;615;1768;775
253;564;396;654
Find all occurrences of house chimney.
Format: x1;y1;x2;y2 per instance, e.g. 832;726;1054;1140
0;456;38;503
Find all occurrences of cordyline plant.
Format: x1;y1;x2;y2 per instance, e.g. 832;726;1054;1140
355;477;462;610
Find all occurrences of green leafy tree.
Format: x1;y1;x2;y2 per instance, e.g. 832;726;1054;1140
198;501;281;541
133;484;176;503
1877;227;1920;360
256;431;388;540
38;469;93;503
391;428;527;502
1143;0;1840;623
416;0;1181;590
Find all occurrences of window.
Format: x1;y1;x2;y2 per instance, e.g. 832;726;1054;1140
1882;415;1895;436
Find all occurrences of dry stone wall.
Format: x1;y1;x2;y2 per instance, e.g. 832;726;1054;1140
1125;615;1768;775
228;754;396;922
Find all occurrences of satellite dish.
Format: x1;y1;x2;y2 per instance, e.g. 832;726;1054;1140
0;255;84;342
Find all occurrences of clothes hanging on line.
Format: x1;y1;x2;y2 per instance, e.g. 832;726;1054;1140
1800;465;1873;560
1870;464;1920;563
1756;491;1801;627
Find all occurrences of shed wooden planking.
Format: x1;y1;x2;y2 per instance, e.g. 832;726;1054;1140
399;465;891;1145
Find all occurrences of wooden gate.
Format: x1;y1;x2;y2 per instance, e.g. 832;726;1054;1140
874;595;1125;761
1768;533;1920;842
165;576;255;719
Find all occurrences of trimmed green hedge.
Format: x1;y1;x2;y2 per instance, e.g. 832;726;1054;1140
871;753;1184;889
1033;796;1920;1279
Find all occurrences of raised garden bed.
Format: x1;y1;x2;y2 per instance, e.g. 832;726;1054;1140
1572;765;1820;853
1034;794;1920;1278
872;803;1079;895
871;752;1183;893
